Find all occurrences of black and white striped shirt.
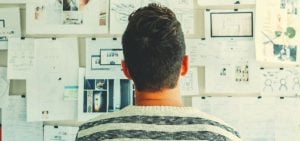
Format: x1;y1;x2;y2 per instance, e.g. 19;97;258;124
76;106;241;141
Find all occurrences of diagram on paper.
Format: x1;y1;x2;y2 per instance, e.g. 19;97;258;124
256;0;300;64
260;67;300;96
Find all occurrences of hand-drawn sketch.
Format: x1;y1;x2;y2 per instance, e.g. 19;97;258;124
256;0;300;64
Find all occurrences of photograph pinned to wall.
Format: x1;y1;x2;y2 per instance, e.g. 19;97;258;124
26;0;108;34
86;38;125;79
260;67;300;96
0;8;21;50
78;68;134;121
256;0;300;64
204;9;254;40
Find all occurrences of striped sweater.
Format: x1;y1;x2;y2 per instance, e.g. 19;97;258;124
76;106;241;141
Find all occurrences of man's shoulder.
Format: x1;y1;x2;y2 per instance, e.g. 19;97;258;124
76;106;241;141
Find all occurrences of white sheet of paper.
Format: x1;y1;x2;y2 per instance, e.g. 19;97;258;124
180;67;199;96
109;0;141;34
2;96;43;141
86;38;125;79
0;67;9;107
185;39;221;66
26;38;78;121
26;0;108;34
0;8;21;50
44;125;79;141
7;38;34;79
260;67;300;96
256;0;300;64
192;96;300;141
204;41;259;94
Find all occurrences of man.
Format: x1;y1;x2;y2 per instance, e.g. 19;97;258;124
76;3;241;141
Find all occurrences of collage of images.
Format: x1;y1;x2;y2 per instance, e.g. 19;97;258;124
83;79;135;113
33;0;107;25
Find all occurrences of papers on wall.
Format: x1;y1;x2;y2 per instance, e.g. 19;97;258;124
256;0;300;64
2;96;43;141
0;8;21;50
197;0;255;6
26;38;78;121
110;0;195;34
7;38;34;79
78;68;134;121
142;0;195;34
44;125;78;141
180;67;199;96
26;0;108;34
192;96;300;141
185;39;220;66
205;40;260;93
109;0;141;34
0;67;9;107
86;38;125;79
204;9;254;40
260;67;300;96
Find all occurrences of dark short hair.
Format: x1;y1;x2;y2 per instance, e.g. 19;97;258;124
122;3;186;92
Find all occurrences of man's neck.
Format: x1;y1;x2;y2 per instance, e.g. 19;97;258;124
135;87;183;107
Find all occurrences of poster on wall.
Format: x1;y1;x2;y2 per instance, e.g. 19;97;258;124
0;8;21;50
86;38;125;79
110;0;195;34
256;0;300;64
78;68;134;121
260;67;300;96
26;38;79;121
204;9;254;40
26;0;108;34
204;40;260;94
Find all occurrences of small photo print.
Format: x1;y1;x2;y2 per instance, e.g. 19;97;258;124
34;5;45;20
95;79;107;91
63;0;79;11
273;44;297;62
83;90;107;113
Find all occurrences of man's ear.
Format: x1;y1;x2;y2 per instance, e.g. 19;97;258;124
180;55;189;76
121;60;132;80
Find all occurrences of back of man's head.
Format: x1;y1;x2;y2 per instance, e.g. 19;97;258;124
122;3;186;92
